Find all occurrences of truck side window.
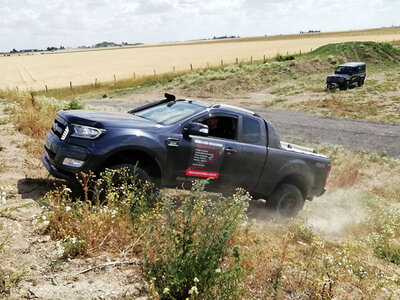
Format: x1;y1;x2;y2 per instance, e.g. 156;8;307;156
201;117;237;140
241;117;261;144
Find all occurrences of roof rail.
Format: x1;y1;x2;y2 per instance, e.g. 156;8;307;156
210;104;259;117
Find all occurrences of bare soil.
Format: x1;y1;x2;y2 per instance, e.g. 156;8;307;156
0;100;148;299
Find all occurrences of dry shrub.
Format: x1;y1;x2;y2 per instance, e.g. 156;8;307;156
142;180;251;299
41;169;153;257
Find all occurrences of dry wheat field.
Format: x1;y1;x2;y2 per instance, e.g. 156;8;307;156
1;27;400;91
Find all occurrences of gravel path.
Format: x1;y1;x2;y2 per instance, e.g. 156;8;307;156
85;96;400;157
255;108;400;157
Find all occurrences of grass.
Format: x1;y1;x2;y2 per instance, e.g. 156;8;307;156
0;185;27;297
33;144;400;299
0;90;71;157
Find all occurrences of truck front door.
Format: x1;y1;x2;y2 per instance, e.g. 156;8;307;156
174;113;242;193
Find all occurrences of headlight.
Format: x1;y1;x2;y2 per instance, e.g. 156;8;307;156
70;124;106;139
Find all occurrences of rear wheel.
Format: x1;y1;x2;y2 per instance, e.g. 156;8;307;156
266;184;304;218
357;79;364;87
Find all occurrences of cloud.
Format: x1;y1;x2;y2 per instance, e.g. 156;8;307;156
0;0;399;52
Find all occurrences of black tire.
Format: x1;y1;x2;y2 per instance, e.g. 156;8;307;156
266;184;304;218
339;81;349;91
357;79;364;87
95;163;156;202
108;163;152;184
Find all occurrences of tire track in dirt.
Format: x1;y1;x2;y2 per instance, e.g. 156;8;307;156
11;58;37;89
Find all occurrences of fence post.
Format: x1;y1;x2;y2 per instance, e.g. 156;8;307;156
263;54;266;62
190;64;193;70
154;69;156;76
114;74;116;82
173;66;175;73
300;50;302;55
95;78;97;87
236;58;238;64
45;85;48;92
250;56;253;64
134;72;136;79
70;81;72;90
221;59;224;66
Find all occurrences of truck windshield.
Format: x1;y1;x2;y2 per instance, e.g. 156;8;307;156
335;66;353;75
134;102;204;125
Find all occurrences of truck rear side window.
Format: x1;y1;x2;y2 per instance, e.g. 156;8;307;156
241;117;261;144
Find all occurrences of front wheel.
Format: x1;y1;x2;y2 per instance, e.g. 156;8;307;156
339;81;349;90
97;163;157;200
266;184;304;218
357;79;364;87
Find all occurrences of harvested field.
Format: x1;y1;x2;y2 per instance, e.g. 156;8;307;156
1;27;400;91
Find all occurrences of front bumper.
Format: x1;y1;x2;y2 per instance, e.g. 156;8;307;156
41;154;75;181
42;131;102;180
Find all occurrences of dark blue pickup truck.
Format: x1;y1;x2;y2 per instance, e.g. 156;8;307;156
42;94;331;217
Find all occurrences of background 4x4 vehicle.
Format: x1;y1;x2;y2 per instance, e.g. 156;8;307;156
326;62;366;90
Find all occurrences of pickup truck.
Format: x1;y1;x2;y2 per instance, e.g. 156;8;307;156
42;93;331;217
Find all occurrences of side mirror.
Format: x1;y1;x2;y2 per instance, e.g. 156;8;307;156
183;122;209;137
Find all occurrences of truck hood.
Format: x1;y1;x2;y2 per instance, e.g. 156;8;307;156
331;73;350;78
58;110;161;129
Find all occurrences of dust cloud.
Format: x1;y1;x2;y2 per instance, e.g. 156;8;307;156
300;189;367;238
246;189;368;239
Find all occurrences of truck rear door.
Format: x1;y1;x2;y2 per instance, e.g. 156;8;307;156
236;115;268;192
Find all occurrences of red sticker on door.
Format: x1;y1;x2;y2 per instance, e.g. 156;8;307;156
186;139;224;178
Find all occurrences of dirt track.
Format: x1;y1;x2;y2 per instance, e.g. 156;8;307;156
256;108;400;157
85;94;400;157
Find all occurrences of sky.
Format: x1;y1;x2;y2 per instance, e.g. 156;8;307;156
0;0;399;52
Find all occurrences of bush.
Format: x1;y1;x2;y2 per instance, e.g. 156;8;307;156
67;99;84;110
142;180;250;299
275;55;295;62
40;170;252;299
42;168;154;257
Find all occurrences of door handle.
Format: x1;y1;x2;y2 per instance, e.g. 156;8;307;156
225;147;236;154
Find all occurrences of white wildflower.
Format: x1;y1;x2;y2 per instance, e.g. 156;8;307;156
189;286;198;295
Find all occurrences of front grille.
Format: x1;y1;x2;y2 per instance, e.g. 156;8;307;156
51;115;68;139
327;76;343;84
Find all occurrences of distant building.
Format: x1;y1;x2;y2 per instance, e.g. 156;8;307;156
19;49;39;53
